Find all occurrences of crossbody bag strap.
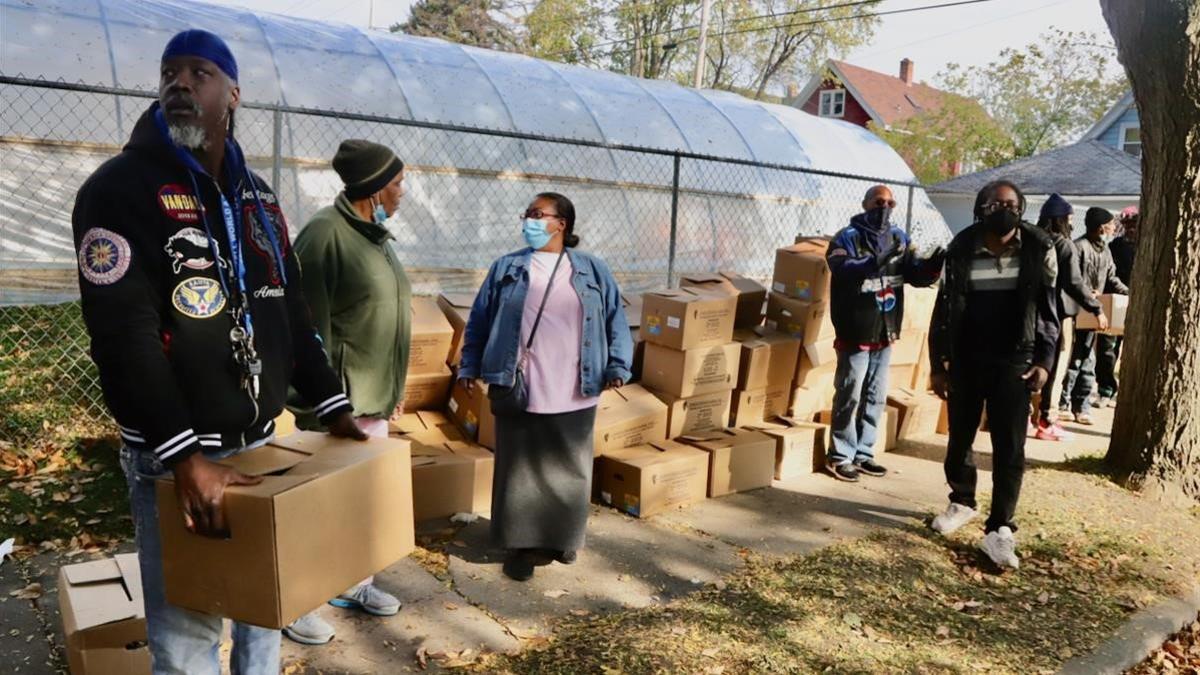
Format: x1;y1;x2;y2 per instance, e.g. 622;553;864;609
520;249;567;367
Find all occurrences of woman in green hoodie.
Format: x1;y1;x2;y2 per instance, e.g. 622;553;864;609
284;139;410;646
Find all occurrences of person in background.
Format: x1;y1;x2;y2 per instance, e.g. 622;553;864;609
283;140;410;645
928;180;1059;570
1095;206;1139;407
1031;194;1105;441
1057;207;1128;423
823;185;944;482
458;192;632;581
73;30;365;674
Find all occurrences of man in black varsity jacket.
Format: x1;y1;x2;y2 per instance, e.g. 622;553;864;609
72;30;364;674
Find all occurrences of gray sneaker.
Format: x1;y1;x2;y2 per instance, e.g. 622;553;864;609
283;611;335;645
330;583;401;616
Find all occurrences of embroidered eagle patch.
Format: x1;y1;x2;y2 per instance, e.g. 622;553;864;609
172;277;226;319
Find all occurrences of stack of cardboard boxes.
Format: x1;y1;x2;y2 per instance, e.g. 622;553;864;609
402;297;455;411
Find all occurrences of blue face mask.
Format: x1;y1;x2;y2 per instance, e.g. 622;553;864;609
522;218;555;250
372;203;388;225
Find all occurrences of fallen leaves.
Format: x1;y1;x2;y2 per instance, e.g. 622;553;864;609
543;589;569;599
10;583;42;600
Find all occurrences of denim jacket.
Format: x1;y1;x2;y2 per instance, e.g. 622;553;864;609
458;247;633;397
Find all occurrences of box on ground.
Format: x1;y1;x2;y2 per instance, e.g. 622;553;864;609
772;238;831;303
155;432;415;629
813;405;899;453
680;428;777;497
887;363;916;391
653;389;733;438
641;342;740;398
594;383;669;456
390;410;464;444
640;288;736;350
408;297;455;375
410;439;493;521
446;377;496;449
765;293;833;345
935;400;988;434
58;554;150;675
403;366;453;411
679;272;766;329
887;387;941;439
436;293;474;367
595;441;709;518
747;417;831;480
1075;293;1128;335
737;330;801;391
730;385;791;428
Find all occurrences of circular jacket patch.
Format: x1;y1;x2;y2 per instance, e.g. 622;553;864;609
78;228;132;285
172;277;226;319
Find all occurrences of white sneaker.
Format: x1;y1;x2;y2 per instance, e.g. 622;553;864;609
980;526;1020;569
283;611;335;645
330;583;401;616
930;503;978;535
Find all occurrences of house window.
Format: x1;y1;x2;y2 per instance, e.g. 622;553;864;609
1120;124;1141;156
819;89;846;118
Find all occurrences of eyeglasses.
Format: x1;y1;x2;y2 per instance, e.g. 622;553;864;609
522;208;562;221
982;200;1021;214
870;199;898;208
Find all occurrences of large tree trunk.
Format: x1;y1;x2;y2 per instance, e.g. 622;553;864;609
1101;1;1200;502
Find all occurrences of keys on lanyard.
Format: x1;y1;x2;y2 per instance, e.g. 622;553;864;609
229;323;262;398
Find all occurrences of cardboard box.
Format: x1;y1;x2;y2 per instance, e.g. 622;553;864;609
748;418;830;479
803;337;838;368
653;389;733;438
887;387;941;439
935;400;988;434
437;293;475;367
594;441;709;518
274;409;296;437
788;386;828;418
1075;294;1128;335
902;286;939;331
446;378;496;449
408;297;455;375
641;342;740;398
911;336;932;391
155;432;415;628
679;428;777;497
887;363;916;391
410;439;493;521
403;366;453;411
594;383;669;456
794;348;838;390
813;406;898;453
772;239;831;303
640;288;736;350
730;385;791;428
679;272;767;329
737;330;801;391
58;554;150;675
765;293;834;345
889;331;924;367
390;410;465;444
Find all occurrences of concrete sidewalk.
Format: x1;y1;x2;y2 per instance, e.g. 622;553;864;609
1;405;1114;673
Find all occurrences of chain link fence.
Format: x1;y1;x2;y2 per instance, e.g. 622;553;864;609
1;75;945;442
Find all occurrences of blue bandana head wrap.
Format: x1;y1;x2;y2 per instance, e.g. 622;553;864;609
161;29;238;82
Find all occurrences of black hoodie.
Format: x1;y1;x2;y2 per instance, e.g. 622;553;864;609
72;103;351;468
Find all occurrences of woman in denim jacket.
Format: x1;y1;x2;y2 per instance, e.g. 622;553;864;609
458;192;633;581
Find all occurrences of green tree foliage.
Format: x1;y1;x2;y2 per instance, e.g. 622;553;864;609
524;0;606;64
395;0;519;51
938;29;1127;158
870;95;1010;184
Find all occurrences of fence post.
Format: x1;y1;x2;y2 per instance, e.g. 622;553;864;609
668;153;681;287
905;184;915;234
272;107;283;191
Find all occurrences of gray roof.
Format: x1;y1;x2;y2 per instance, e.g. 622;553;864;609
929;141;1141;195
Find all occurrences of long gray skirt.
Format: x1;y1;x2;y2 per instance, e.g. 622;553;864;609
491;405;597;552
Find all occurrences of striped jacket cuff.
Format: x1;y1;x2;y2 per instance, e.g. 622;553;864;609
149;428;202;468
314;393;353;423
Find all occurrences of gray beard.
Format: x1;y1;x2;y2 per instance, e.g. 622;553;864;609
167;124;208;151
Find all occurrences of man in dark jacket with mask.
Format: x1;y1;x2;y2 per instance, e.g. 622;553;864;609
73;30;365;673
823;185;944;481
1057;207;1129;422
927;180;1059;570
1095;206;1139;406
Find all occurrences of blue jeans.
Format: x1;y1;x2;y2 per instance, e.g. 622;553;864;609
1059;329;1097;414
829;345;892;465
121;446;280;675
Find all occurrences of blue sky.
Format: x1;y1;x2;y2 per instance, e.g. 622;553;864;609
205;0;1119;89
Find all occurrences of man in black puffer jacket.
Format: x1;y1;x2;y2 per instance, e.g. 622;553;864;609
927;180;1059;571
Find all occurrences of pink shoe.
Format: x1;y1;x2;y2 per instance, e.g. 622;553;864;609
1035;425;1061;441
1049;422;1074;440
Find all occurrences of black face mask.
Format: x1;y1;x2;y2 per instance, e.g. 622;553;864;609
985;209;1020;236
865;206;892;230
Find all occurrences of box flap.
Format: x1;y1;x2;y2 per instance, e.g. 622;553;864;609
644;288;694;300
411;296;455;334
63;557;123;586
60;557;142;632
438;292;475;310
217;445;312;476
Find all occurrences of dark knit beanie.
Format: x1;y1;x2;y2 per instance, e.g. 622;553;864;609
1039;193;1072;219
1085;206;1114;231
162;30;238;82
332;140;404;201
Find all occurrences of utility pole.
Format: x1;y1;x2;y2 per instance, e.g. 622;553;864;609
368;0;374;29
693;0;712;88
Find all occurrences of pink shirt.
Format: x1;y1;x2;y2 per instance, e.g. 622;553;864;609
521;251;599;414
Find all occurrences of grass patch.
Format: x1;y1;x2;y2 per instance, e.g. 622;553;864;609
475;469;1200;674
